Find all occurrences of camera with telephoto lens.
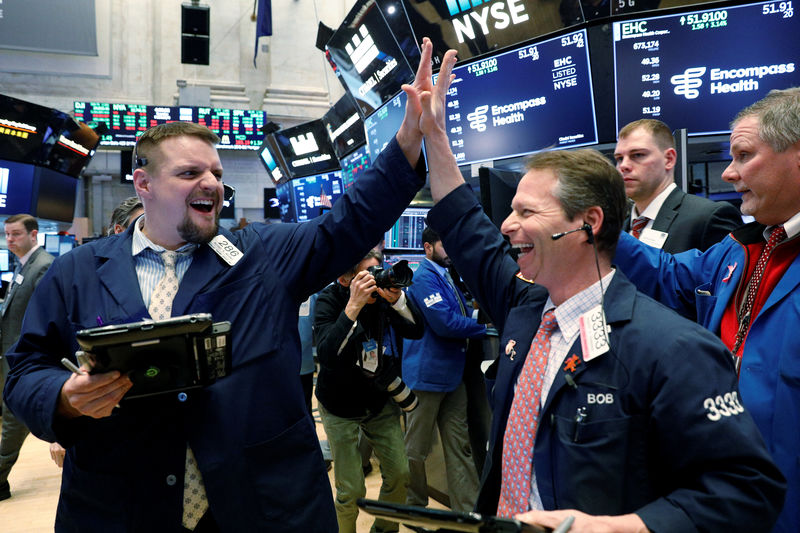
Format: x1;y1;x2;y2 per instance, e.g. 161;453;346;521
367;260;414;289
371;357;418;412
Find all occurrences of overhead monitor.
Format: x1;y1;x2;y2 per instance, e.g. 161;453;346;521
396;0;588;66
612;0;800;135
275;181;296;223
339;144;372;191
364;90;406;164
441;28;597;165
258;138;288;184
45;121;101;178
73;101;147;146
290;171;344;223
264;188;280;219
0;158;36;215
384;207;429;251
34;166;79;222
73;101;267;149
326;0;417;117
273;120;341;178
322;93;367;159
0;94;70;166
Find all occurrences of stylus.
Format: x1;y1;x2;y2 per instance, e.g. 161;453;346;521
552;515;574;533
61;357;121;409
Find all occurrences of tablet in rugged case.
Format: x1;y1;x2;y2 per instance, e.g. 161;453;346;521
356;498;547;533
76;313;231;400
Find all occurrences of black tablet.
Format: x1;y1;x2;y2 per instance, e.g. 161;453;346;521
356;499;547;533
76;313;231;399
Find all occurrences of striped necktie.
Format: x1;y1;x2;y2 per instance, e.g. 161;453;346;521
630;216;649;240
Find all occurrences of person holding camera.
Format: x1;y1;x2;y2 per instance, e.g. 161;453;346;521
314;248;423;533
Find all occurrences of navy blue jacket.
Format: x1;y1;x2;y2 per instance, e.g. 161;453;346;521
403;259;486;392
428;185;786;533
3;138;425;533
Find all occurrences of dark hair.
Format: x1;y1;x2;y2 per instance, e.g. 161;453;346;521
107;196;143;235
618;119;675;150
4;214;38;233
421;226;441;246
134;122;220;171
524;149;626;257
344;248;384;278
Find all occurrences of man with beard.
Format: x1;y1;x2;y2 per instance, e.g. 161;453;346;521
402;227;484;514
3;37;458;533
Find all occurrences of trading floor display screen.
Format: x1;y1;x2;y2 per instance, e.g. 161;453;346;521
441;28;597;165
613;0;800;135
276;181;295;223
73;102;266;149
291;171;344;222
326;0;416;117
364;91;406;163
340;144;372;191
384;207;429;251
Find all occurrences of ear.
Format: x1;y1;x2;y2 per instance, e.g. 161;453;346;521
133;168;152;199
423;241;433;257
337;274;351;287
663;147;677;172
582;206;604;242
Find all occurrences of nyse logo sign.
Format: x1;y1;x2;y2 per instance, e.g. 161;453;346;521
0;167;9;208
290;133;319;156
445;0;530;44
671;67;706;100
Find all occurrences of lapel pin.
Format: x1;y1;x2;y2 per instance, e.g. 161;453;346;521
563;354;581;373
505;339;517;361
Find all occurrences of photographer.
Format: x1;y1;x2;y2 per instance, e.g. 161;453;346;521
314;249;423;533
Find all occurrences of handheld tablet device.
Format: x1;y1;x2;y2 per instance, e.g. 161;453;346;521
356;499;547;533
76;313;231;400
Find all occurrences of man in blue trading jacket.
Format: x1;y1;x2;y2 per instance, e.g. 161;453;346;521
402;227;483;512
614;87;800;533
415;81;786;530
2;38;457;533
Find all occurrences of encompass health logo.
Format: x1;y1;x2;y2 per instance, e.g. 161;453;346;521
670;62;796;100
467;105;489;132
670;67;706;99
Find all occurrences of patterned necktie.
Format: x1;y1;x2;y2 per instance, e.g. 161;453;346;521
497;309;557;518
444;270;466;316
630;216;649;240
147;251;208;529
732;225;787;370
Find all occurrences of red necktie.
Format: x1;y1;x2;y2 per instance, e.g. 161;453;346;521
732;225;787;372
630;216;649;240
497;310;557;518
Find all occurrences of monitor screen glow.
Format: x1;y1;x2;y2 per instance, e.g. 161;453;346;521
612;1;800;135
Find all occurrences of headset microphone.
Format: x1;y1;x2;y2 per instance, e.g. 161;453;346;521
551;223;594;243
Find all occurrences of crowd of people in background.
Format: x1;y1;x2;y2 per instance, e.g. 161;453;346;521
0;36;798;533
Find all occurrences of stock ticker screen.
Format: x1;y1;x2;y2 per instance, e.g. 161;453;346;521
613;0;800;135
441;28;597;165
339;144;371;191
384;207;429;251
73;102;266;149
276;181;295;223
364;90;407;164
291;171;344;222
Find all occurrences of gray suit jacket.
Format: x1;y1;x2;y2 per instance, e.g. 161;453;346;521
1;246;54;359
625;188;743;253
